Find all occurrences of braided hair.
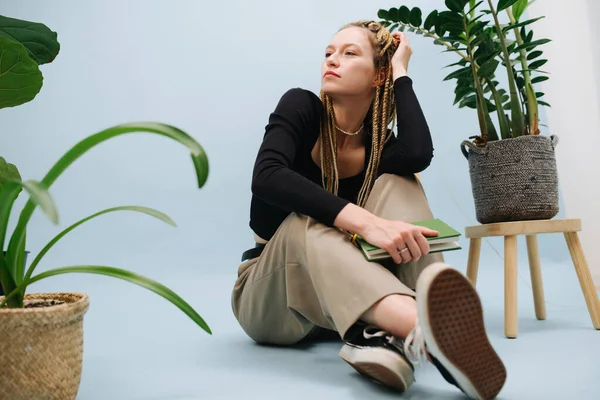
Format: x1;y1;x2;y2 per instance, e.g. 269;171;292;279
319;20;399;207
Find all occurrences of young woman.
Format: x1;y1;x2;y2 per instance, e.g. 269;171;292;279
231;20;507;400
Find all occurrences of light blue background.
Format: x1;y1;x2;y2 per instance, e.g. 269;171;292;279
2;0;568;274
4;1;596;399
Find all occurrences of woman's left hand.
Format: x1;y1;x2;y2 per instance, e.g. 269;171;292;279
391;32;412;80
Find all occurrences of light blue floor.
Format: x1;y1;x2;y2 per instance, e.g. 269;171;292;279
30;256;600;399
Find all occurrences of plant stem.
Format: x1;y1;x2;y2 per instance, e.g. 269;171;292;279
506;8;539;134
485;78;510;139
398;23;471;62
487;0;525;137
470;0;477;18
463;11;496;141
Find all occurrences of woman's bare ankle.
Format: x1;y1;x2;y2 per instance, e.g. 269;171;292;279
361;294;418;338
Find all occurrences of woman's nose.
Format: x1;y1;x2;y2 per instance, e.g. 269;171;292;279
326;54;339;67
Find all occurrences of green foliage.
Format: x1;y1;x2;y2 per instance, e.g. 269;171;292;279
0;158;21;187
377;0;551;143
0;37;44;109
0;15;212;335
0;123;212;334
0;15;60;109
0;15;60;65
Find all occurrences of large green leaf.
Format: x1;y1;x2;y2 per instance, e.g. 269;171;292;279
424;10;439;31
389;8;401;22
502;16;544;33
538;100;551;107
513;38;551;52
474;37;500;65
512;0;529;20
0;37;43;109
497;0;520;11
525;30;534;43
20;180;59;225
469;20;488;36
0;181;21;304
438;11;463;25
444;66;472;81
399;6;411;23
0;15;60;65
445;0;470;12
377;9;391;20
478;59;499;78
445;60;469;69
409;8;423;26
453;85;475;105
0;179;57;306
527;50;543;60
459;94;477;108
7;180;58;283
528;59;547;69
467;0;485;15
0;157;21;188
24;206;176;282
14;229;26;287
531;75;548;83
5;122;209;282
0;265;212;334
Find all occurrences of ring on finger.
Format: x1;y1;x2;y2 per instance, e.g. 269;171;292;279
398;247;409;254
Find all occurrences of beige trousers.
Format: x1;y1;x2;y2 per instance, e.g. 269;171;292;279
231;174;443;345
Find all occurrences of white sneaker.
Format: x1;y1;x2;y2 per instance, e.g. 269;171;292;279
413;262;507;399
339;323;415;391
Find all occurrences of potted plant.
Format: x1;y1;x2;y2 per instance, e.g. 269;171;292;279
0;15;211;400
377;0;559;224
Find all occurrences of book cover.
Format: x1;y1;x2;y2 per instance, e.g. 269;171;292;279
354;218;462;262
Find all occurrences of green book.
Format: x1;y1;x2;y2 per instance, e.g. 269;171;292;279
355;218;462;262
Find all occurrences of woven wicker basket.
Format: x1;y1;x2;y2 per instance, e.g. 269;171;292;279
0;292;89;400
461;134;560;224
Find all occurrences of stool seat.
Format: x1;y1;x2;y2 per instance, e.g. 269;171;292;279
464;218;600;338
466;219;582;238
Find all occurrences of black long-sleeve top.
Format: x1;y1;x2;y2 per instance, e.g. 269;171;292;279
249;76;434;241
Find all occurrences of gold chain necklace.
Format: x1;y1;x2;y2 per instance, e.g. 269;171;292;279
335;123;364;136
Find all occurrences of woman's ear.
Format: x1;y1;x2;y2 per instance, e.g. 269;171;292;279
372;67;387;87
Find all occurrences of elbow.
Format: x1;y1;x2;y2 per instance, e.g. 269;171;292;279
251;173;267;197
251;164;278;198
411;150;434;173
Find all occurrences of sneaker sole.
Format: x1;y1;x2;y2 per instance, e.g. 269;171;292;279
416;262;507;400
339;344;414;391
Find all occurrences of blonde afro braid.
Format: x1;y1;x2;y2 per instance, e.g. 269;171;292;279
319;20;399;207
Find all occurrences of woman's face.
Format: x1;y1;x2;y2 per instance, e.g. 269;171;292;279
321;26;378;98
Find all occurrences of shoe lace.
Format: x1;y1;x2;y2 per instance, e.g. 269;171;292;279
404;319;428;365
363;320;428;366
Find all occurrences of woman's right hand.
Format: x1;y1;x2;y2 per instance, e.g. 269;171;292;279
334;203;439;264
360;217;439;264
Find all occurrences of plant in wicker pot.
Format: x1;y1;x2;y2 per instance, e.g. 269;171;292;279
0;16;212;400
377;0;560;224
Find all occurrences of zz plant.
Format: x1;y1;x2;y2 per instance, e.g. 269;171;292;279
377;0;551;145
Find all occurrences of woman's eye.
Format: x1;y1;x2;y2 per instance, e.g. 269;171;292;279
345;52;356;56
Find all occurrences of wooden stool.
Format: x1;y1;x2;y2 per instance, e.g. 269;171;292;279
465;218;600;338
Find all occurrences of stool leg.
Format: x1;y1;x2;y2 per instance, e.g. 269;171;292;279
526;235;546;320
505;235;518;338
564;232;600;329
466;238;482;287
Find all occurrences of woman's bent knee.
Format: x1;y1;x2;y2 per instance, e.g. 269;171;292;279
236;312;310;346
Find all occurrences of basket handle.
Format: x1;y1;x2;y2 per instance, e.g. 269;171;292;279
461;140;485;159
